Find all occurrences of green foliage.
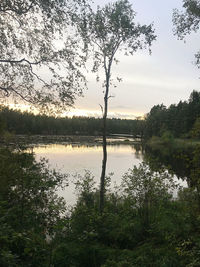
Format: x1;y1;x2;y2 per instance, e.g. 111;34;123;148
0;0;88;112
0;148;68;266
83;0;156;57
144;104;167;138
1;148;200;266
144;90;200;139
176;187;200;267
161;131;175;145
121;163;177;205
0;114;6;136
52;164;198;266
190;117;200;138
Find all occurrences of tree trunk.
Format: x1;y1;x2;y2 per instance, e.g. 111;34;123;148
99;69;110;214
99;110;107;214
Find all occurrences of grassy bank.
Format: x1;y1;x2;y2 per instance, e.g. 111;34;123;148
147;136;200;150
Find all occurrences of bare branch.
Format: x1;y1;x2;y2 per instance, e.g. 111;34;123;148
29;64;49;86
107;95;115;100
2;11;22;25
0;85;34;104
0;86;9;97
0;58;42;65
99;104;104;115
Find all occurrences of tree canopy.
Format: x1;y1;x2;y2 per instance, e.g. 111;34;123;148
0;0;88;112
80;0;156;78
173;0;200;67
77;0;156;213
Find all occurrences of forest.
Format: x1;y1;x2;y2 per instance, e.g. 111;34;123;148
144;90;200;140
1;89;200;140
0;106;144;137
1;0;200;266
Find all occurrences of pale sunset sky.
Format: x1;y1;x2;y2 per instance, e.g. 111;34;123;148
68;0;200;119
9;0;200;119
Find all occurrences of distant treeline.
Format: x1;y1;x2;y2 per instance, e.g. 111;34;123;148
0;107;144;137
144;90;200;139
1;90;200;139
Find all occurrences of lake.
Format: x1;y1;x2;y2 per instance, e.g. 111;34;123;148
32;142;144;205
31;139;189;205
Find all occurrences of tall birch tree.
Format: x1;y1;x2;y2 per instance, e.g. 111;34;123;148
78;0;156;213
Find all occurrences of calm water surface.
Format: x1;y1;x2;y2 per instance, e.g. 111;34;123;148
33;143;143;205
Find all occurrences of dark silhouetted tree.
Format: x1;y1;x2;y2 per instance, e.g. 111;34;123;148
0;0;88;112
78;0;156;212
173;0;200;68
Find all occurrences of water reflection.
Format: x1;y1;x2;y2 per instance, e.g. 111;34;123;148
32;142;195;205
143;143;200;190
33;143;143;205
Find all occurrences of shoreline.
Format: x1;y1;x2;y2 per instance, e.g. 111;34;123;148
0;134;141;147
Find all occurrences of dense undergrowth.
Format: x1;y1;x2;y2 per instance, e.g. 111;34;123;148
1;148;200;266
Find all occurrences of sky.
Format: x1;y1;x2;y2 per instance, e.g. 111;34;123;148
66;0;200;119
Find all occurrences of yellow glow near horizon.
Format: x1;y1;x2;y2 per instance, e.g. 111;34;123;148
65;109;144;119
31;144;138;155
5;103;144;119
6;103;38;113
